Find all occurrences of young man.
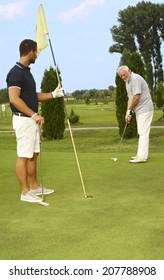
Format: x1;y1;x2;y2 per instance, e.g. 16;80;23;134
117;65;154;163
6;39;64;203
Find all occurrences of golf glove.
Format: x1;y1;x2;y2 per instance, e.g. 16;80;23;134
125;109;133;123
52;85;64;98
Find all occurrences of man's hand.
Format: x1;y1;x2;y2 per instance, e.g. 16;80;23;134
32;114;44;127
125;109;133;124
52;85;64;98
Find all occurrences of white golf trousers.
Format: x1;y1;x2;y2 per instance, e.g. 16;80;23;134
136;111;153;160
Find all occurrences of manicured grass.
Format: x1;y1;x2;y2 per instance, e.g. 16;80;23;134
1;127;164;153
65;102;164;127
0;102;164;260
0;128;164;260
65;103;118;126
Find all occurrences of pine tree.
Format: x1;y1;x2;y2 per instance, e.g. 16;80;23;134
40;67;65;139
155;81;164;120
155;81;164;109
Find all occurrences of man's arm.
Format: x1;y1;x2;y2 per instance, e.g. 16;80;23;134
8;86;35;117
37;85;64;101
125;94;140;123
127;94;140;111
37;92;53;102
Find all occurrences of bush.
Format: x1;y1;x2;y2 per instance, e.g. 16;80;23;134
69;109;79;124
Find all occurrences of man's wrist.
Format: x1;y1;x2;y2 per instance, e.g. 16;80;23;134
127;109;133;116
31;113;38;119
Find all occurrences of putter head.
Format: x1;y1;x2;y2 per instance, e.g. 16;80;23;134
84;195;93;199
111;157;118;161
38;201;49;207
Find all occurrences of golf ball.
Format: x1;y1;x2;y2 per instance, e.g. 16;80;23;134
114;158;117;161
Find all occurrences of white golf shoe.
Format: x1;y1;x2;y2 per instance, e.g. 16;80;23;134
30;186;54;195
129;157;147;163
131;155;137;160
20;191;43;203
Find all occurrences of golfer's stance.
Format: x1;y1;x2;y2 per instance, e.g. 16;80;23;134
117;65;154;163
6;39;64;203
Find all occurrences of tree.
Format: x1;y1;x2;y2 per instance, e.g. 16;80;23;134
40;67;65;139
69;109;79;124
109;1;164;93
0;88;8;103
72;89;86;99
155;81;164;109
115;49;145;138
155;81;164;120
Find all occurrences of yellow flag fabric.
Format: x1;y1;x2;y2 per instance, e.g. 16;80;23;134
35;4;49;55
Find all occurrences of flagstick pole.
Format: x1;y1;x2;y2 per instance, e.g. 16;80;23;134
47;35;88;198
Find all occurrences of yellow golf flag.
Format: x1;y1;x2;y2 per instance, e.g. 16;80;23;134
35;4;49;55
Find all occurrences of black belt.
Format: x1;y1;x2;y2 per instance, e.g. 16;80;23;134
13;112;30;117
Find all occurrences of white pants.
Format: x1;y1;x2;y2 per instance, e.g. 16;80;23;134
136;111;153;160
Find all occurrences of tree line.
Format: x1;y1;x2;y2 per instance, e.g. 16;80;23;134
71;87;115;103
0;86;115;104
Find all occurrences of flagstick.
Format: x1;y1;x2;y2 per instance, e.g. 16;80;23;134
47;35;88;198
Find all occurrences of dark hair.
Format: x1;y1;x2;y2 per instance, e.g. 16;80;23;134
19;39;37;56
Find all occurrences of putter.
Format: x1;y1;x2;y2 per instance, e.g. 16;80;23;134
39;201;49;207
111;123;128;161
84;195;93;199
38;127;50;207
38;184;49;207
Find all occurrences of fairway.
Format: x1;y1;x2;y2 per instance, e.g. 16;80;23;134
0;137;164;260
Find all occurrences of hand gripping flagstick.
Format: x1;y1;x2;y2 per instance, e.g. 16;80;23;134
36;4;92;199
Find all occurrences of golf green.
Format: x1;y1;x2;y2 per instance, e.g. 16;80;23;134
0;150;163;260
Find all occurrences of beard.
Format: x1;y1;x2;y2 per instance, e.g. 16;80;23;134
29;57;36;64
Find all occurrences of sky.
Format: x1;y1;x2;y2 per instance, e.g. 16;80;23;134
0;0;163;93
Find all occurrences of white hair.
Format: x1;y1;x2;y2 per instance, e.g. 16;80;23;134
117;65;130;74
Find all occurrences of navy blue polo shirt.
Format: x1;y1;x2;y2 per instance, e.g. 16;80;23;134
6;62;38;113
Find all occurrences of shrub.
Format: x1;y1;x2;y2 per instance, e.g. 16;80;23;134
69;109;79;124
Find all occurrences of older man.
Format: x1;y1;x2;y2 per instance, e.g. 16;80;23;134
117;65;154;163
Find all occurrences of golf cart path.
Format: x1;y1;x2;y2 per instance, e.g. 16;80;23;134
0;126;164;133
